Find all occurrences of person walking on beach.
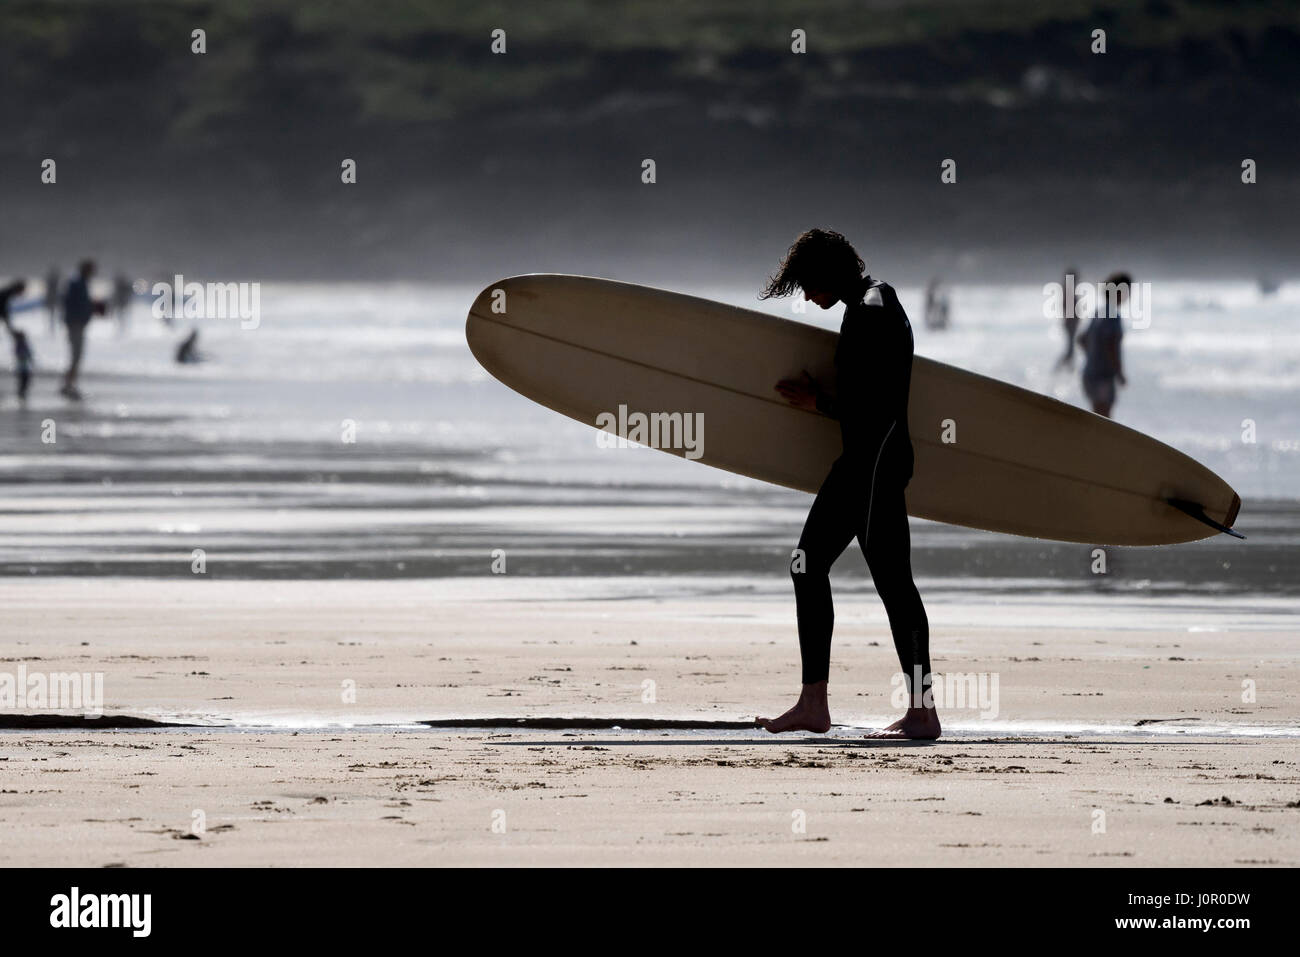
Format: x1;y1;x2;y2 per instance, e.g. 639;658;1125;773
61;259;105;400
1078;271;1130;418
757;229;937;740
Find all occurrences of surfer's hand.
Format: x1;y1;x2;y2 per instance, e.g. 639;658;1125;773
776;371;819;411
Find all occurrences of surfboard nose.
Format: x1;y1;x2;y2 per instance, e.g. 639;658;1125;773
466;275;552;336
466;281;504;324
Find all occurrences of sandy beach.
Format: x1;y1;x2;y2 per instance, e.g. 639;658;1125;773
3;579;1296;867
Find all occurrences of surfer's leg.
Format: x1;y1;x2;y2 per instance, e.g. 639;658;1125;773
757;466;858;734
860;482;940;741
792;467;861;685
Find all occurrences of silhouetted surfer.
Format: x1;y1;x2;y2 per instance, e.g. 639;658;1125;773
758;229;937;740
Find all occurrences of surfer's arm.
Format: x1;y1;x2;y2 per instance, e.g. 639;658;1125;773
776;371;823;413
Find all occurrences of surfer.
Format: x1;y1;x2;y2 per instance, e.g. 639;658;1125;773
757;228;937;740
1078;272;1129;418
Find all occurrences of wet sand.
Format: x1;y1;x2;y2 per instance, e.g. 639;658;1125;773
1;579;1296;866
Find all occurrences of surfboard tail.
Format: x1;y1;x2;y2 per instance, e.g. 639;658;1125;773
1226;492;1242;528
1167;496;1245;540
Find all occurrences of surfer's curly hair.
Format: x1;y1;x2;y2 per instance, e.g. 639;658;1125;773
760;228;866;299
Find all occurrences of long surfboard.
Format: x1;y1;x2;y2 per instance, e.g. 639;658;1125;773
465;274;1241;546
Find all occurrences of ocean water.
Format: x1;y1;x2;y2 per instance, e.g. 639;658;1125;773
0;279;1296;597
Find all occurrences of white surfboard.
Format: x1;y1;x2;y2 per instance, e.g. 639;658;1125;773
465;274;1242;546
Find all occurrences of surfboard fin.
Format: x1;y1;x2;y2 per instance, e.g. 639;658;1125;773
1166;498;1245;540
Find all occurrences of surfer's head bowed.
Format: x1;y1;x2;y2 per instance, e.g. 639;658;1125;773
761;228;866;309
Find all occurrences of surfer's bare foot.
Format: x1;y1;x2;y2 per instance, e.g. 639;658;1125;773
862;706;941;740
756;681;831;734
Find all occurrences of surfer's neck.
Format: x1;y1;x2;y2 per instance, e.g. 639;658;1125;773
840;275;873;307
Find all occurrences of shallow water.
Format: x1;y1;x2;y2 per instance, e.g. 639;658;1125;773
1;280;1295;595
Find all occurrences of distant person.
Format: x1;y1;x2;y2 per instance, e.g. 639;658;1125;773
112;272;133;332
759;228;936;740
44;266;61;334
61;259;106;400
0;278;25;327
11;329;34;402
1;280;30;402
175;329;203;364
923;277;950;330
1055;266;1083;370
1078;272;1130;418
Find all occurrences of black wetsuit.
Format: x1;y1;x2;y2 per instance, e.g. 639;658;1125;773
793;276;931;693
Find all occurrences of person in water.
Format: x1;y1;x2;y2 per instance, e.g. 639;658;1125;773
61;259;106;400
757;229;937;740
0;278;25;325
923;276;950;330
1054;266;1083;370
175;329;203;364
1078;272;1130;418
11;329;33;402
112;272;133;333
0;280;32;402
